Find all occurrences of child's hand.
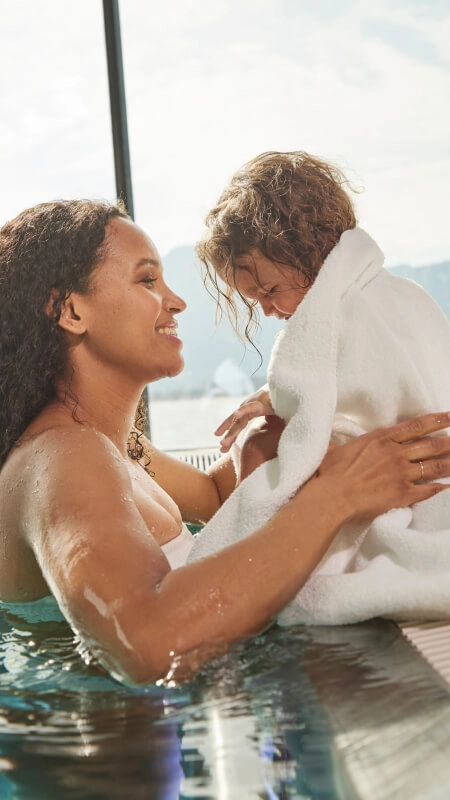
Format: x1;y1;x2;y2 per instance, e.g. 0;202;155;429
215;386;276;453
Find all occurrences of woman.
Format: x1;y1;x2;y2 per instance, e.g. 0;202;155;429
0;199;449;686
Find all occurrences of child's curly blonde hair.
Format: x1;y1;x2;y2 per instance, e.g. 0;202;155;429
197;151;358;341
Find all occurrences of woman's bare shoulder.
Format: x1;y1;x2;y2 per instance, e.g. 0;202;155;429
13;422;122;462
1;422;128;507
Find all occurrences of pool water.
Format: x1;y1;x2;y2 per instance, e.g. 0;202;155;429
0;605;449;799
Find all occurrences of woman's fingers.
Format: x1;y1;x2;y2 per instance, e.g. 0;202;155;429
409;455;450;483
404;434;450;467
384;412;450;444
407;477;450;505
318;417;450;524
392;416;450;485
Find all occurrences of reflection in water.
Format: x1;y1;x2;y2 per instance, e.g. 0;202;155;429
0;608;449;799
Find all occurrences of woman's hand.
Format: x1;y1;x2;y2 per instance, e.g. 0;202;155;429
214;385;276;453
317;412;450;524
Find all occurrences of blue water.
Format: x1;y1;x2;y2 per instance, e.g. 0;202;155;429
0;601;353;800
0;604;447;799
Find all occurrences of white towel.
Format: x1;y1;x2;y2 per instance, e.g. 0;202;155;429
188;228;450;625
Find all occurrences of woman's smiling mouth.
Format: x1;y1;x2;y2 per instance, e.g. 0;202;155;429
157;325;180;339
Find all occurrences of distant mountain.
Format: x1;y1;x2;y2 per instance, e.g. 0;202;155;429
151;246;449;399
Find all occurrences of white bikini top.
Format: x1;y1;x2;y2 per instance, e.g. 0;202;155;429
161;523;195;569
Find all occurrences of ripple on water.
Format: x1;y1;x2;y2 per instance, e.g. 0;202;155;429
1;610;447;799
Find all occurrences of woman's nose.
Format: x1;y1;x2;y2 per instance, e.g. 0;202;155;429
165;288;186;313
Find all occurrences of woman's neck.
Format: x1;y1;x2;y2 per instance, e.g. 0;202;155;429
51;374;144;457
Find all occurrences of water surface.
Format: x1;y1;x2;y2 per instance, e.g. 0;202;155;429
0;607;449;799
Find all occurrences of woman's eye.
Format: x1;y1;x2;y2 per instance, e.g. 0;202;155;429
141;276;157;286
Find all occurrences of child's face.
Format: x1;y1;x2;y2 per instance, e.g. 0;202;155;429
231;249;310;320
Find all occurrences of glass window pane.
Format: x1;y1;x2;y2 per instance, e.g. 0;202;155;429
2;2;448;452
118;1;449;451
0;1;115;219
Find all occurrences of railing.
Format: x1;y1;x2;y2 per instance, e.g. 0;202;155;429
399;621;450;687
168;447;221;471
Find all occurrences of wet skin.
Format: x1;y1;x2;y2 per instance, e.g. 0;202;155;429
1;218;450;686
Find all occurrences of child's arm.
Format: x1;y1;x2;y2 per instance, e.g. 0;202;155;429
237;415;286;482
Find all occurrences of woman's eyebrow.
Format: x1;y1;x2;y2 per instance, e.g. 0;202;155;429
135;257;160;269
135;256;161;272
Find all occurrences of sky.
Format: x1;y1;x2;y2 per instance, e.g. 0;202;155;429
0;0;449;267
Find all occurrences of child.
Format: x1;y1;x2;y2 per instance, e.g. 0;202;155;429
188;151;450;626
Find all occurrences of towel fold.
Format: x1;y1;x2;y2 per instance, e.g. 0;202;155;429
188;228;450;625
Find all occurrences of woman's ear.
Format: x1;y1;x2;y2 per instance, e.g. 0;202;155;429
44;289;87;335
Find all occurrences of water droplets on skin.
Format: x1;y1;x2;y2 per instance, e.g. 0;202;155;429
0;758;16;772
156;650;180;688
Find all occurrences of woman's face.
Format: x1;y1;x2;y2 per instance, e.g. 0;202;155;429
75;216;186;385
231;249;310;319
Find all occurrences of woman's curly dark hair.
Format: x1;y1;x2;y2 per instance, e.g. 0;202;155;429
0;198;147;468
196;151;358;342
